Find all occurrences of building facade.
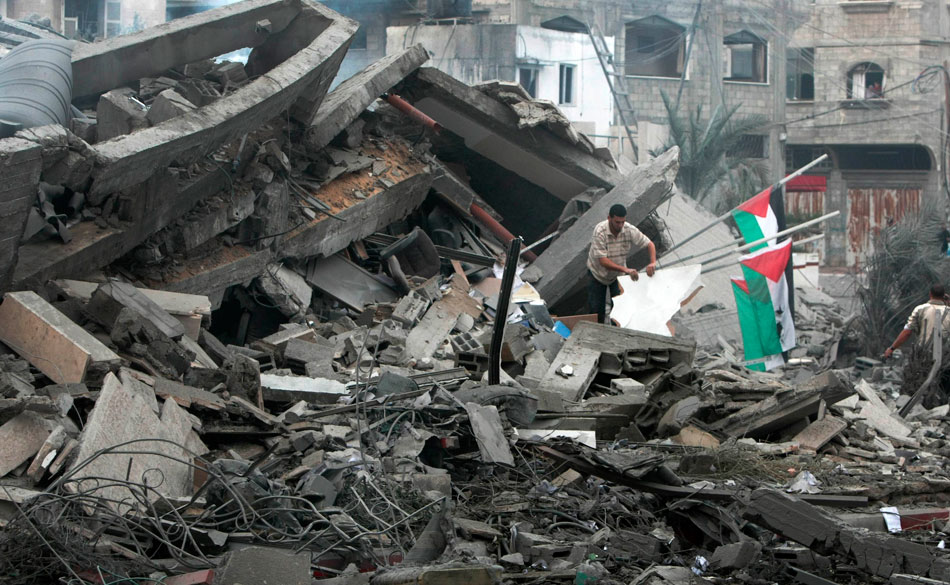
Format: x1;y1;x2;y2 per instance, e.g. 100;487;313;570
785;0;947;267
0;0;166;39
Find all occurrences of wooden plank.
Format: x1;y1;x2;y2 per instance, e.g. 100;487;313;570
0;291;120;383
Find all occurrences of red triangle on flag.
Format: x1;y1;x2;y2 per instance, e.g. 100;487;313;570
731;278;750;294
735;186;772;218
740;239;791;282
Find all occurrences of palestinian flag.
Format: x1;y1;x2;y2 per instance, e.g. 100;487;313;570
732;181;795;322
731;278;785;371
731;239;796;370
731;182;787;251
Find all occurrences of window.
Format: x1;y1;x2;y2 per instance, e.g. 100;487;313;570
559;64;575;105
728;134;767;159
847;62;885;99
724;30;767;83
624;16;685;78
105;0;121;37
519;67;538;98
786;48;815;100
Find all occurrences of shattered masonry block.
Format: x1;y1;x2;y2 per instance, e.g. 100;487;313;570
147;89;198;126
97;87;148;141
88;281;186;340
456;350;489;376
0;291;121;384
392;290;429;326
611;378;645;393
451;331;481;354
711;541;761;570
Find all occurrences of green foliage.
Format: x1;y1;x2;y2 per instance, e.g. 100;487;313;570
857;200;950;355
651;90;770;211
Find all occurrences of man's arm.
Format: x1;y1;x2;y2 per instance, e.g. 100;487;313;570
645;241;657;277
884;328;912;359
599;256;637;278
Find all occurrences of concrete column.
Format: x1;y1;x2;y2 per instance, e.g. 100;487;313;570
769;0;788;184
706;0;724;113
825;169;848;268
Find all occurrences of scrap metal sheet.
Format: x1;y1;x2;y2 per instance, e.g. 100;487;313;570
610;265;703;336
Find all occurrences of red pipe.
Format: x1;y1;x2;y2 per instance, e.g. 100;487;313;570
470;202;537;262
384;93;442;133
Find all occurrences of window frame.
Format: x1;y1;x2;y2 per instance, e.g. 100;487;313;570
558;63;576;106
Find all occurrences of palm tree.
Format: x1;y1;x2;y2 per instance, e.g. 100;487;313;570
651;90;770;211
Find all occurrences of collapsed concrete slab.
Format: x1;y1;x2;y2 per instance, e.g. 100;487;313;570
71;0;303;100
526;147;680;309
305;44;429;152
395;67;621;201
85;1;357;199
0;139;42;290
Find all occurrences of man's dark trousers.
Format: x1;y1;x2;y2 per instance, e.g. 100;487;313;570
587;270;620;324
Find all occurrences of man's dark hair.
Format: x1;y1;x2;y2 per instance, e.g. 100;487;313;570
608;204;627;218
932;284;946;298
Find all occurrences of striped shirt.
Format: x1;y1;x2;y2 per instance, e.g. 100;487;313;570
586;219;650;285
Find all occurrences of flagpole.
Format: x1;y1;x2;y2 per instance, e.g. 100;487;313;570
659;154;829;259
694;211;840;273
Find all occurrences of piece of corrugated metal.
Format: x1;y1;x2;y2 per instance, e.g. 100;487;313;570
846;187;921;266
786;191;824;219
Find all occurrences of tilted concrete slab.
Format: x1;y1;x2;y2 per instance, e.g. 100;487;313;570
71;0;302;99
528;148;679;309
12;167;229;288
304;44;429;152
0;139;41;290
154;171;434;296
87;1;357;199
395;67;621;201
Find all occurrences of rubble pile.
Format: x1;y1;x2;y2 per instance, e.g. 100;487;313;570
0;2;949;585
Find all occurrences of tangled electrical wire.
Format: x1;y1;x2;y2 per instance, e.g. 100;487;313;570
0;437;442;585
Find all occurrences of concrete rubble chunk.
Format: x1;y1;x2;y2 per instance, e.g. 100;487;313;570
88;281;187;340
0;411;50;477
68;373;201;511
0;291;120;383
147;89;198;126
305;44;429;152
97;87;149;141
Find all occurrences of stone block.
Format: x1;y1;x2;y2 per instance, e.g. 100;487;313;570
97;87;148;141
0;291;120;384
147;89;198;126
0;411;50;477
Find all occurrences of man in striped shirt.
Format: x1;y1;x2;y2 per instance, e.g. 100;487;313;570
586;203;656;324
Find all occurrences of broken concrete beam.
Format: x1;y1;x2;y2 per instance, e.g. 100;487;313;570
305;44;429;152
396;67;621;199
68;373;199;510
85;2;357;198
97;88;149;141
744;488;947;580
208;61;248;86
0;138;42;290
526;148;679;308
147;89;198;126
0;411;51;477
259;373;347;403
88;281;186;340
0;291;120;383
57;279;210;341
252;323;317;353
71;0;303;99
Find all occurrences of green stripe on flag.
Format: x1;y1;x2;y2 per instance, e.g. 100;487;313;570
732;210;766;250
732;274;783;372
